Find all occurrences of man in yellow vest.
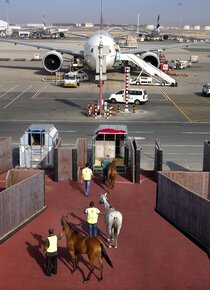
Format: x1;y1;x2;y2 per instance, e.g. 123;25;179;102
84;201;100;237
81;163;93;197
44;228;62;276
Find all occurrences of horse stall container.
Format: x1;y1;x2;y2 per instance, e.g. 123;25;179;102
19;124;59;168
92;125;128;173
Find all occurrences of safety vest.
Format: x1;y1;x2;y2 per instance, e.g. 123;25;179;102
46;235;57;253
87;207;99;224
82;167;92;181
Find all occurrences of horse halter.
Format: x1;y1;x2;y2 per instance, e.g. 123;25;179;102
99;193;107;204
60;216;67;229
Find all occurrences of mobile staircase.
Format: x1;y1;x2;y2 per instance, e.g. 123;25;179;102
119;53;177;86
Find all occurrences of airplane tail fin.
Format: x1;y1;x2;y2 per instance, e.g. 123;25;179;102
156;14;160;29
43;14;47;28
100;0;104;29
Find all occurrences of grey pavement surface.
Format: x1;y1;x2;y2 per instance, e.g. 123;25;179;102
0;39;210;170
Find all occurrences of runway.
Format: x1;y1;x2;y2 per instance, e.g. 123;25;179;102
0;39;209;170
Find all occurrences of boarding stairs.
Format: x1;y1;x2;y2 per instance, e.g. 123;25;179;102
120;53;177;86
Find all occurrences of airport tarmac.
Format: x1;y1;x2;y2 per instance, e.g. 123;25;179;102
0;39;209;170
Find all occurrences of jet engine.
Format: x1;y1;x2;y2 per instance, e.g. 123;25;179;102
141;52;160;68
160;35;169;41
42;50;63;73
59;32;65;38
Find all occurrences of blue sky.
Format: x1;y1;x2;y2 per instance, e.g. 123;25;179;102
0;0;209;26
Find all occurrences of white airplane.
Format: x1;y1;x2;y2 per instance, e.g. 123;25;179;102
0;2;208;75
137;15;169;41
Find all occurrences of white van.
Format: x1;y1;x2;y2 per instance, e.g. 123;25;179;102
108;89;148;105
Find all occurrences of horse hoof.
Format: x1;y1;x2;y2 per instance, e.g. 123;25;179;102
114;246;117;249
83;280;87;284
107;239;110;242
108;245;112;248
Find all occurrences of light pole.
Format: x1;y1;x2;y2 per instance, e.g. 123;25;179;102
178;2;182;42
6;0;9;37
137;13;140;34
98;37;103;116
124;66;130;113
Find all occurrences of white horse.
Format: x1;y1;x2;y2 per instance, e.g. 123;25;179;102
99;192;123;248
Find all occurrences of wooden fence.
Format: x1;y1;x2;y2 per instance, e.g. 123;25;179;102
0;137;13;173
156;171;210;254
0;169;45;243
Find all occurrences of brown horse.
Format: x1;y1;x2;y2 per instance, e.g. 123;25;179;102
107;160;117;192
60;215;113;283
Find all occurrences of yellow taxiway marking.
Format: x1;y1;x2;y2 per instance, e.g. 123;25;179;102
158;87;192;123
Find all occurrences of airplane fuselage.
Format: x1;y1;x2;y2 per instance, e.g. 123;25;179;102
84;30;119;70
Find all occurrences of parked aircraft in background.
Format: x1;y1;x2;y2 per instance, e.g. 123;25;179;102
137;15;169;41
24;15;68;39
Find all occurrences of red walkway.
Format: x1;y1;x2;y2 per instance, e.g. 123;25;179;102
1;172;210;290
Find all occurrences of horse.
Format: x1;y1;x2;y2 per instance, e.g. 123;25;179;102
60;215;113;283
107;160;117;192
99;193;123;249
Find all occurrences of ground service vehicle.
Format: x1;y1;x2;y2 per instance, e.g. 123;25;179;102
108;89;148;105
63;72;80;87
202;84;210;96
130;76;153;86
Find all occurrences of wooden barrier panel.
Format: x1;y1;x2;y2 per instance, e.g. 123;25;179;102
76;138;87;168
6;168;40;188
203;141;210;171
54;147;72;181
127;138;135;183
133;138;141;183
0;169;45;243
156;171;210;254
0;137;13;173
154;139;163;181
161;171;210;199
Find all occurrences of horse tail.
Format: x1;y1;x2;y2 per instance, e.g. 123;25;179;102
113;217;118;239
100;243;113;268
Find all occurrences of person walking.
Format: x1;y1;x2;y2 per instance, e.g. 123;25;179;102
81;163;93;197
101;154;111;183
44;228;62;277
84;201;100;237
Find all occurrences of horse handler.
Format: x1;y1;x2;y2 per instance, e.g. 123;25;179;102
101;154;111;183
84;201;101;237
44;228;63;276
81;163;93;197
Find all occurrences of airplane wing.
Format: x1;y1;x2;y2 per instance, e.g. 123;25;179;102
121;41;209;55
0;39;84;57
67;32;89;38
